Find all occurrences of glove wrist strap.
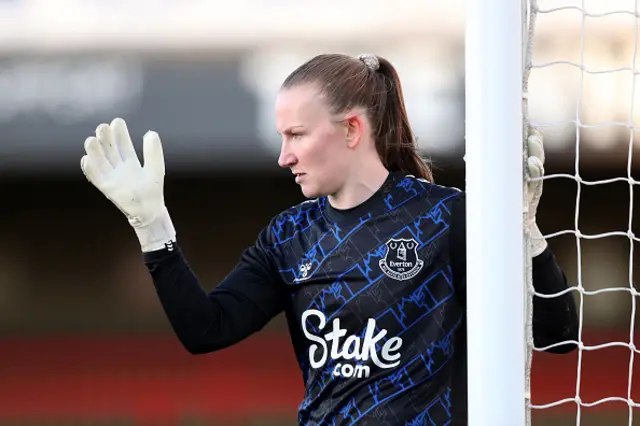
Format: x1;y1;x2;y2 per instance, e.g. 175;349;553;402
132;207;177;252
528;220;548;258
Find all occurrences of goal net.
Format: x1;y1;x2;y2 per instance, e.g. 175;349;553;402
466;0;638;424
524;0;638;425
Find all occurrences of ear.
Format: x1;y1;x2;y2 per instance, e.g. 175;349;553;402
344;112;366;149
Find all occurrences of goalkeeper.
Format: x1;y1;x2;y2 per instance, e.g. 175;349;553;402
81;53;578;426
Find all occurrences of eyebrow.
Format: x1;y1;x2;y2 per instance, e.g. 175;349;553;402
278;125;305;135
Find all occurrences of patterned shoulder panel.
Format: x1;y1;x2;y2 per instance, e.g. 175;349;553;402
263;198;325;250
395;175;463;211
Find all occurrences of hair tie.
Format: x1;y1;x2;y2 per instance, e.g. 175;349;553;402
357;53;380;72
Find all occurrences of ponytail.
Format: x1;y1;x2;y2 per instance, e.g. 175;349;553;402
373;57;434;182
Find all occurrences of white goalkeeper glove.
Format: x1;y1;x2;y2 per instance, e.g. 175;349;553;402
526;127;547;257
80;117;176;252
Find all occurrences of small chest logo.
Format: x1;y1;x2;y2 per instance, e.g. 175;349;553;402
293;261;314;283
379;238;424;281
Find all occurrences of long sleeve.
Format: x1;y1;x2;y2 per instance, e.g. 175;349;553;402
143;225;289;355
528;247;579;353
449;192;578;353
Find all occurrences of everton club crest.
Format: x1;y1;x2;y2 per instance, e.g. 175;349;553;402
379;238;424;281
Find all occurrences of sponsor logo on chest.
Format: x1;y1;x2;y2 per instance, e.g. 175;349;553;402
301;309;403;378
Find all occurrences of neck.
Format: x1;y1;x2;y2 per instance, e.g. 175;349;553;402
327;160;390;210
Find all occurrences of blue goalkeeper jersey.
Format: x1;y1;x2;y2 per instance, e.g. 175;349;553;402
145;171;578;426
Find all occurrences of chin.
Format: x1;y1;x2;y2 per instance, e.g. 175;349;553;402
300;185;322;199
300;181;333;199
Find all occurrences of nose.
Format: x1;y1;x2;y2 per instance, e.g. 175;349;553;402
278;141;297;169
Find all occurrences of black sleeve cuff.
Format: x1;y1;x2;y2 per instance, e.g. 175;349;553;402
143;244;183;264
532;245;567;295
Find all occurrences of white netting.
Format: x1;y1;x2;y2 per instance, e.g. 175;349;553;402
524;0;639;424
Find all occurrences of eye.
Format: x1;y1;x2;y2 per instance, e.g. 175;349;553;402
290;132;303;139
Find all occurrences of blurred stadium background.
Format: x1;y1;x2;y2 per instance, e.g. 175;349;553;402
0;0;639;424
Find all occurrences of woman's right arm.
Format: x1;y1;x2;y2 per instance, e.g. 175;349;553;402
145;228;289;355
80;119;288;354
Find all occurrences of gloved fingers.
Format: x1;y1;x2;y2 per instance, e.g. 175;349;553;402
83;136;112;174
80;155;94;183
527;156;544;202
527;128;545;166
142;131;165;177
110;117;140;166
96;123;122;167
527;155;544;180
81;153;106;187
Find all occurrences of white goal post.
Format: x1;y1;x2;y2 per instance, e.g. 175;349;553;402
464;0;529;424
466;0;640;423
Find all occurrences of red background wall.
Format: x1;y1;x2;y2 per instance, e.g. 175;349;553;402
0;330;634;425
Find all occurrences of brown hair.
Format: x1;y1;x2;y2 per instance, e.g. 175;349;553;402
281;53;433;182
